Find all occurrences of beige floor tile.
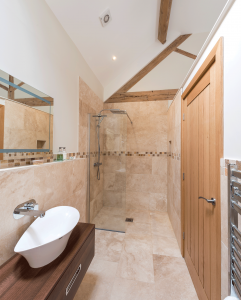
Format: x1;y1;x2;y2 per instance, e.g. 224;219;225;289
74;280;111;300
99;206;125;216
74;258;118;300
153;255;198;300
126;222;151;236
110;277;156;300
151;222;176;238
95;229;125;262
125;231;153;245
150;212;172;228
92;207;126;232
152;236;181;257
126;208;151;224
125;221;153;244
117;236;154;283
84;257;119;283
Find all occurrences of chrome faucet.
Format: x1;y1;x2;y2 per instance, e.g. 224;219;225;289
13;199;45;219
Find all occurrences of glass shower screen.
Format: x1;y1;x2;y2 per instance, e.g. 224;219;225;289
88;112;127;232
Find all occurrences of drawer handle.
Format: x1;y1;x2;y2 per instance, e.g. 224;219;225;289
66;263;81;296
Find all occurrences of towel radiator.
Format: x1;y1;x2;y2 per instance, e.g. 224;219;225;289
228;164;241;298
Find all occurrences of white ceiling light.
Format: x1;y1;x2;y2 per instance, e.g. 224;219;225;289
112;56;117;61
99;9;112;27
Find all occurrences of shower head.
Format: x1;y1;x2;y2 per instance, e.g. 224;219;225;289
96;109;133;124
110;109;127;114
110;109;133;124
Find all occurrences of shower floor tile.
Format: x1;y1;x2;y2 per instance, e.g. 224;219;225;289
75;210;198;300
91;206;126;232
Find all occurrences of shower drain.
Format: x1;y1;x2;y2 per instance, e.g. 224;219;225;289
125;218;133;222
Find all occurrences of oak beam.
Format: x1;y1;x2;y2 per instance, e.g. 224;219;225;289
112;35;191;97
14;97;54;106
8;75;14;100
105;89;178;103
158;0;173;44
174;48;197;59
0;83;8;91
13;81;25;91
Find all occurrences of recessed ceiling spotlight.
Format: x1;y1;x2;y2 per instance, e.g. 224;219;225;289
112;56;117;61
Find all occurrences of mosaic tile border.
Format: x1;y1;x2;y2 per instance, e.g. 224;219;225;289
102;151;167;157
167;152;181;161
86;151;167;157
0;150;169;169
3;151;53;159
0;152;83;169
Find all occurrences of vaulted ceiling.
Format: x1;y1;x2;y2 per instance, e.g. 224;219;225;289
46;0;228;100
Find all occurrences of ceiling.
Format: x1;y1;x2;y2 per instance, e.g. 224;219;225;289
46;0;228;98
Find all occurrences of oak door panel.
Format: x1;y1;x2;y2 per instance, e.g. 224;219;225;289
182;38;222;300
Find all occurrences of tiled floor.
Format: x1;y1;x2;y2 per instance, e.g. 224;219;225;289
74;210;198;300
91;206;126;232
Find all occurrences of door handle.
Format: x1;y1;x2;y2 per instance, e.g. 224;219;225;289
199;197;216;206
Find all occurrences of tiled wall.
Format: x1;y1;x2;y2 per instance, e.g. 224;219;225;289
0;76;103;267
102;115;127;210
3;100;53;150
0;159;87;266
220;158;229;299
103;101;168;214
79;77;104;221
0;151;54;169
167;90;182;250
79;77;103;154
0;99;54;169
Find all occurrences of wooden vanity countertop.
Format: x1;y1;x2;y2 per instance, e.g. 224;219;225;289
0;223;95;300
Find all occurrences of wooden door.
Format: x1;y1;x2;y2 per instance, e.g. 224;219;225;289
182;39;223;300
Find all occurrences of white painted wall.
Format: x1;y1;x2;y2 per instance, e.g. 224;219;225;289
0;0;103;153
183;0;241;160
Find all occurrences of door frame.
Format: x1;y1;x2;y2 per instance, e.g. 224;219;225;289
181;38;223;296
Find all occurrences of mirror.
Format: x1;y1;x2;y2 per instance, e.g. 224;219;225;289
0;69;53;168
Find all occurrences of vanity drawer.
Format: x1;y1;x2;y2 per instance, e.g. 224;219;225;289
0;223;95;300
47;228;95;300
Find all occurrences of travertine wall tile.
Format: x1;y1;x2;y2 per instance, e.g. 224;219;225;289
126;156;152;175
221;241;229;300
103;101;168;214
167;90;182;251
3;100;53;150
221;172;228;248
79;76;104;222
104;101;168;153
0;159;87;267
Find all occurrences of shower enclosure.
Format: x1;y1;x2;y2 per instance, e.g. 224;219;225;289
87;109;131;232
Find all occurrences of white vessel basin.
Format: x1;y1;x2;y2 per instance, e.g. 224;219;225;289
14;206;80;268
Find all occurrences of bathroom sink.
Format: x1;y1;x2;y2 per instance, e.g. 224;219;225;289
14;206;80;268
